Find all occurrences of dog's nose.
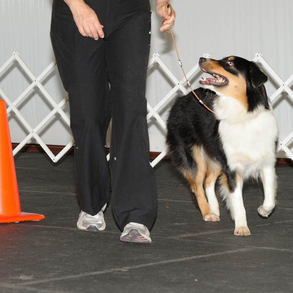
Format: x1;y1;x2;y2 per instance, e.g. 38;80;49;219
199;57;207;64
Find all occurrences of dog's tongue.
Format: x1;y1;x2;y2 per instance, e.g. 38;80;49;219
200;76;226;86
200;77;217;85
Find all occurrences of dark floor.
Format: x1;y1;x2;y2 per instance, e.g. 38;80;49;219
1;153;293;293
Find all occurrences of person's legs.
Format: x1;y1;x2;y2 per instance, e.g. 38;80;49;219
106;1;157;231
50;0;111;216
51;0;157;236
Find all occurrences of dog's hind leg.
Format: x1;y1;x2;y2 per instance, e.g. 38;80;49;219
204;162;221;222
258;166;277;217
185;146;215;221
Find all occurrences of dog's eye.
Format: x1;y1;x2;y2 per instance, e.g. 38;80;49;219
227;60;234;67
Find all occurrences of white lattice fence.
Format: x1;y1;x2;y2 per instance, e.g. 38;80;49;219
0;52;73;163
0;52;293;166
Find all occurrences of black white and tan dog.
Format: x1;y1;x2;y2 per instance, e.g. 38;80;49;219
166;56;278;236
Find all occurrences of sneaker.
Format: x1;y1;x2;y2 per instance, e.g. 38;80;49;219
120;222;152;243
77;204;107;232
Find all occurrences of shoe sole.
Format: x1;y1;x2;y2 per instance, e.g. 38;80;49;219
77;223;106;232
120;229;151;243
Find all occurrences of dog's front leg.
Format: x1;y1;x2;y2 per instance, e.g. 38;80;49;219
257;166;277;217
226;176;251;236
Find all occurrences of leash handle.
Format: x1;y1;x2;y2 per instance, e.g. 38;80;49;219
168;29;215;114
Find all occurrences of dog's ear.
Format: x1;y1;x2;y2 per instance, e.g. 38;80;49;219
248;63;270;110
250;63;268;88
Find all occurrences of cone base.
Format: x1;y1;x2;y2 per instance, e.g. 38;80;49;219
0;212;45;223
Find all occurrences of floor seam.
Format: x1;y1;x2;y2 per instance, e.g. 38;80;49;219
13;248;254;286
18;218;293;237
19;190;75;195
249;246;293;253
0;282;66;293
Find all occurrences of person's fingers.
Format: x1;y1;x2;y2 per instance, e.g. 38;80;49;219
89;24;99;40
166;5;176;20
162;14;175;25
160;11;176;31
97;26;104;39
160;24;173;32
83;24;93;38
93;21;104;39
162;4;169;18
158;2;174;18
157;2;176;32
81;17;104;40
165;3;174;18
71;2;105;40
77;25;87;37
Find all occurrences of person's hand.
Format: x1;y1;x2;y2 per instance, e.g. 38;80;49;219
65;0;104;40
156;1;176;32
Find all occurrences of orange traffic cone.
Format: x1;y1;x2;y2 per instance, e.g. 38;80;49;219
0;100;45;223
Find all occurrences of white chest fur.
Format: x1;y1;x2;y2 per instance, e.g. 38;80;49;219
215;96;278;179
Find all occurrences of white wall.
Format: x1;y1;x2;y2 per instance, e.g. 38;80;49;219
0;0;70;146
1;0;293;155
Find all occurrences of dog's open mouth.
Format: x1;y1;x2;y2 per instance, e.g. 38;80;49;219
199;69;228;87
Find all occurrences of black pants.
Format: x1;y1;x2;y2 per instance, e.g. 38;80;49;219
50;0;157;230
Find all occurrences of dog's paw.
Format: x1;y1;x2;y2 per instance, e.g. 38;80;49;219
204;213;220;222
257;205;274;218
234;226;251;236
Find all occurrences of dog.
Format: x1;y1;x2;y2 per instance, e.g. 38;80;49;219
166;56;278;236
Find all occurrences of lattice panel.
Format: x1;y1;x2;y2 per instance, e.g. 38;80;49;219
0;52;73;163
0;52;293;166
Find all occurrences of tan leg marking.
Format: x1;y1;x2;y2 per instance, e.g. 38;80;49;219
205;165;221;189
218;173;230;191
190;146;211;219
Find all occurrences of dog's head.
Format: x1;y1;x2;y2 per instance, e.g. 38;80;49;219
199;56;269;112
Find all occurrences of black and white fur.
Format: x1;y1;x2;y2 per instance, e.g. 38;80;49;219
166;56;278;236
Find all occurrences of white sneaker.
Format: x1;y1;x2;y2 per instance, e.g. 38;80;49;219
77;204;107;232
120;222;152;243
